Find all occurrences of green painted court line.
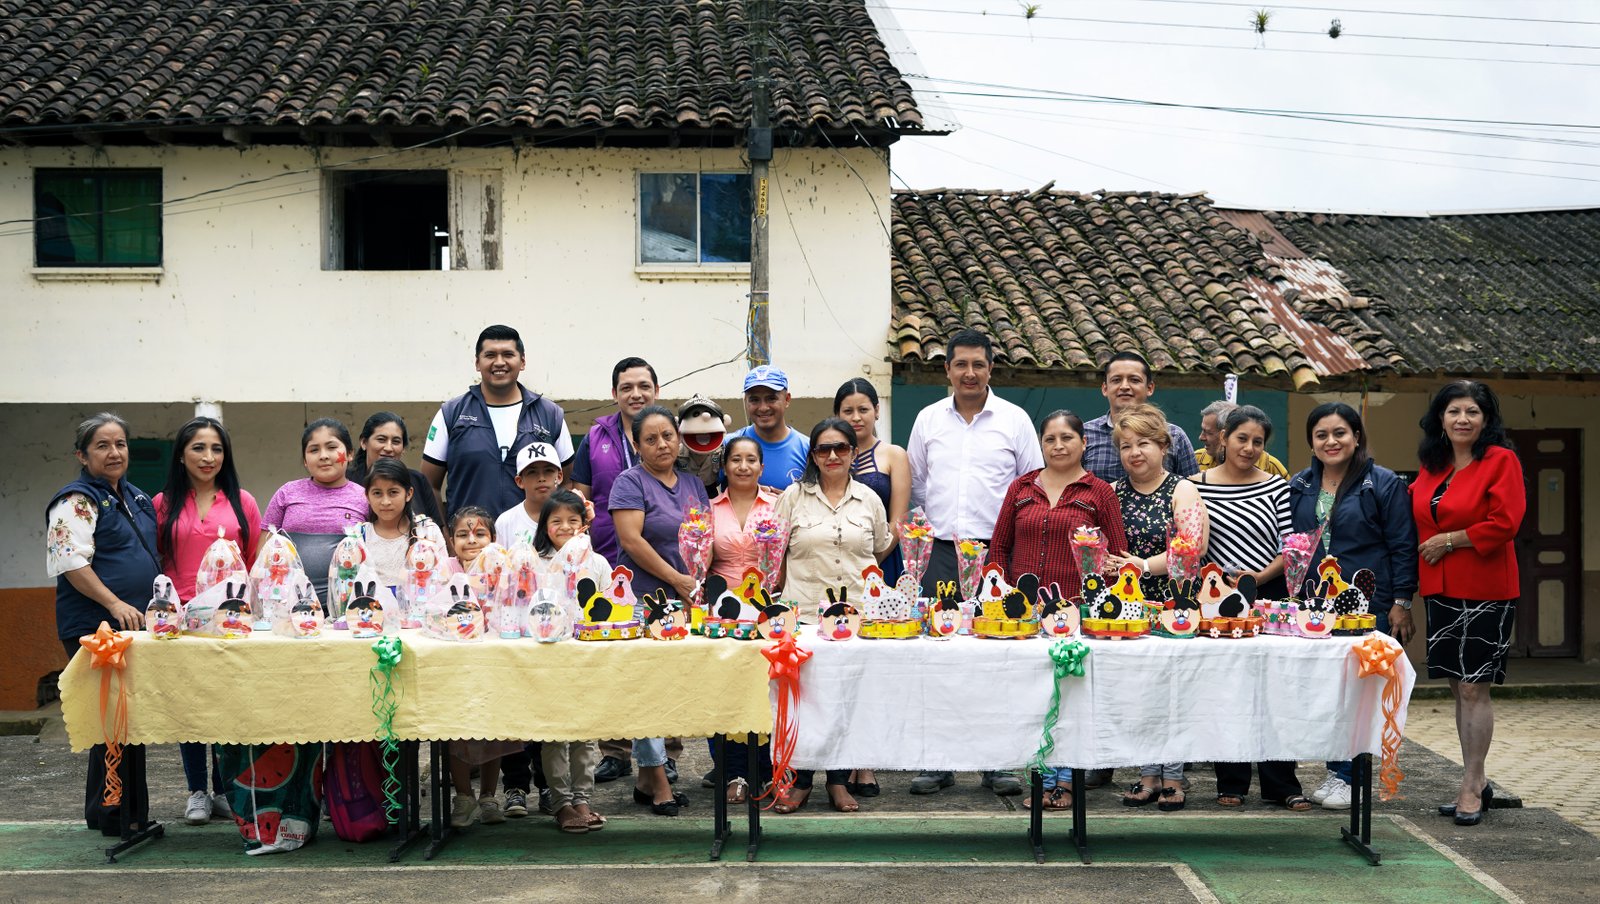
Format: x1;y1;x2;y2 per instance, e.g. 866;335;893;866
0;817;1506;903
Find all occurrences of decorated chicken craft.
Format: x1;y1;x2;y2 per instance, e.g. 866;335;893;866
817;587;861;641
1194;564;1264;639
146;575;183;639
1081;569;1150;639
1317;556;1378;635
703;569;766;639
971;566;1041;639
574;566;643;641
859;564;920;639
327;531;368;629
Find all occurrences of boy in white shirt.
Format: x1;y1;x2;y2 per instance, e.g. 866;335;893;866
495;443;563;548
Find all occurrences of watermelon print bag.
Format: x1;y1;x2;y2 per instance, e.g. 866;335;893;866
217;743;322;855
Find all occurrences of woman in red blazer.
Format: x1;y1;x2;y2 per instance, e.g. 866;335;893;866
1411;381;1525;827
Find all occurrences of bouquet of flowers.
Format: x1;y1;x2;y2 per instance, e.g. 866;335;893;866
1282;527;1324;601
1070;526;1107;579
897;507;935;599
955;539;988;601
750;515;789;592
677;506;714;608
1166;507;1205;589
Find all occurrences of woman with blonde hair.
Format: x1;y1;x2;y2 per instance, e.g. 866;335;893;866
1106;404;1208;812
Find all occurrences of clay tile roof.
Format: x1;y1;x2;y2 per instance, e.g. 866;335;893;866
1261;209;1600;375
0;0;923;133
891;188;1327;383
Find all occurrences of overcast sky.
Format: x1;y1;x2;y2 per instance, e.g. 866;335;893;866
876;0;1600;213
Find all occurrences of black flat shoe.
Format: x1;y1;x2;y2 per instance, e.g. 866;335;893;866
1439;782;1494;817
650;800;680;816
1453;783;1493;826
853;782;881;798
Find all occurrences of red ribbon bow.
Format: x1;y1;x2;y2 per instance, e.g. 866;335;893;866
81;622;133;806
757;634;812;810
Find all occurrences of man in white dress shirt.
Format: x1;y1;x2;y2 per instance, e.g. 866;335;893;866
906;329;1044;797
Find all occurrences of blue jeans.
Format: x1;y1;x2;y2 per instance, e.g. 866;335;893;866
180;743;223;794
633;738;667;769
1329;609;1394;783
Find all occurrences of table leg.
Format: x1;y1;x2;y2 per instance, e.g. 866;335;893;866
424;740;455;861
744;732;762;862
1071;767;1091;864
1340;753;1381;865
104;745;163;864
1028;769;1045;863
710;734;729;861
387;741;427;862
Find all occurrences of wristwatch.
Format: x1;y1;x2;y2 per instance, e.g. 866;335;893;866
1394;598;1413;611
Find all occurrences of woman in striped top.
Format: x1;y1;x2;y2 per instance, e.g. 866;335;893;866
1190;405;1309;811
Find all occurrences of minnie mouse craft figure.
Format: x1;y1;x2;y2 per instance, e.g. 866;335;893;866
818;587;860;641
643;590;689;641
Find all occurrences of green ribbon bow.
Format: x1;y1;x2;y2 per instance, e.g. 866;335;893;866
1027;639;1089;776
369;636;404;823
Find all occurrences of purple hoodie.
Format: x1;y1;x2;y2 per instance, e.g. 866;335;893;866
576;413;636;562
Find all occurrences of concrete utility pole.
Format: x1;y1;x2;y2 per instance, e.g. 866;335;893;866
746;0;773;367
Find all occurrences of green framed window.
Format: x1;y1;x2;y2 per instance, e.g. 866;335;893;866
34;169;162;266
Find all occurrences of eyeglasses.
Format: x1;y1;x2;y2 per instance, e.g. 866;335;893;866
813;442;854;459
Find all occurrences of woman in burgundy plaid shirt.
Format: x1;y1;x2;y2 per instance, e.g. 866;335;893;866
990;410;1127;598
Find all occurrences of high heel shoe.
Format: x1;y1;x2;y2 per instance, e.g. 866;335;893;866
1452;783;1493;826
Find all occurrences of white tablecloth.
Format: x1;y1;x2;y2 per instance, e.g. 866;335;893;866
790;633;1413;771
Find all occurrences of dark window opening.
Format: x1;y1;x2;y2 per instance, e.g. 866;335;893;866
34;169;162;267
333;170;449;270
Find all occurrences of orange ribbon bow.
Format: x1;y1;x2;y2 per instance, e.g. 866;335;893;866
1351;633;1407;800
81;622;133;806
757;634;813;810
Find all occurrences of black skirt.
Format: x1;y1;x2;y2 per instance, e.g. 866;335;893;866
1424;596;1515;685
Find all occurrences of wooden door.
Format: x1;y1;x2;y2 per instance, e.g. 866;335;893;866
1507;429;1581;658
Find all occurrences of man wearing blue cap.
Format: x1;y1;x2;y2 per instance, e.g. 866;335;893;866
727;365;810;491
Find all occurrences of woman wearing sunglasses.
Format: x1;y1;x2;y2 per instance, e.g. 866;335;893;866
773;418;893;815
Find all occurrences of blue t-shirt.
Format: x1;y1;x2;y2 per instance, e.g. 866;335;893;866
728;425;810;491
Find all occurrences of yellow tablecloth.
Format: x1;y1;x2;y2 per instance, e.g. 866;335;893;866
61;632;772;752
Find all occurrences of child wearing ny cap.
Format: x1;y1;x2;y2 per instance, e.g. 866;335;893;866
495;443;563;548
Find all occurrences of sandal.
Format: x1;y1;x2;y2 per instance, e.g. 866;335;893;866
1157;786;1186;812
1216;793;1245;808
577;805;606;830
772;787;810;814
726;777;749;805
1043;787;1073;810
827;785;860;813
1122;782;1161;807
555;805;589;834
1278;795;1313;812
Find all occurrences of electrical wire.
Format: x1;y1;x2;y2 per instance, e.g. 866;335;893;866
1117;0;1600;28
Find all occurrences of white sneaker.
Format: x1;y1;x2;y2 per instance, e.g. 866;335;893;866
450;794;479;828
210;793;234;820
1310;771;1341;804
185;790;211;825
478;795;506;825
1321;779;1353;810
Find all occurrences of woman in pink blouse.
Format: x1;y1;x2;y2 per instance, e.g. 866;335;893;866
705;435;779;804
152;416;261;826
